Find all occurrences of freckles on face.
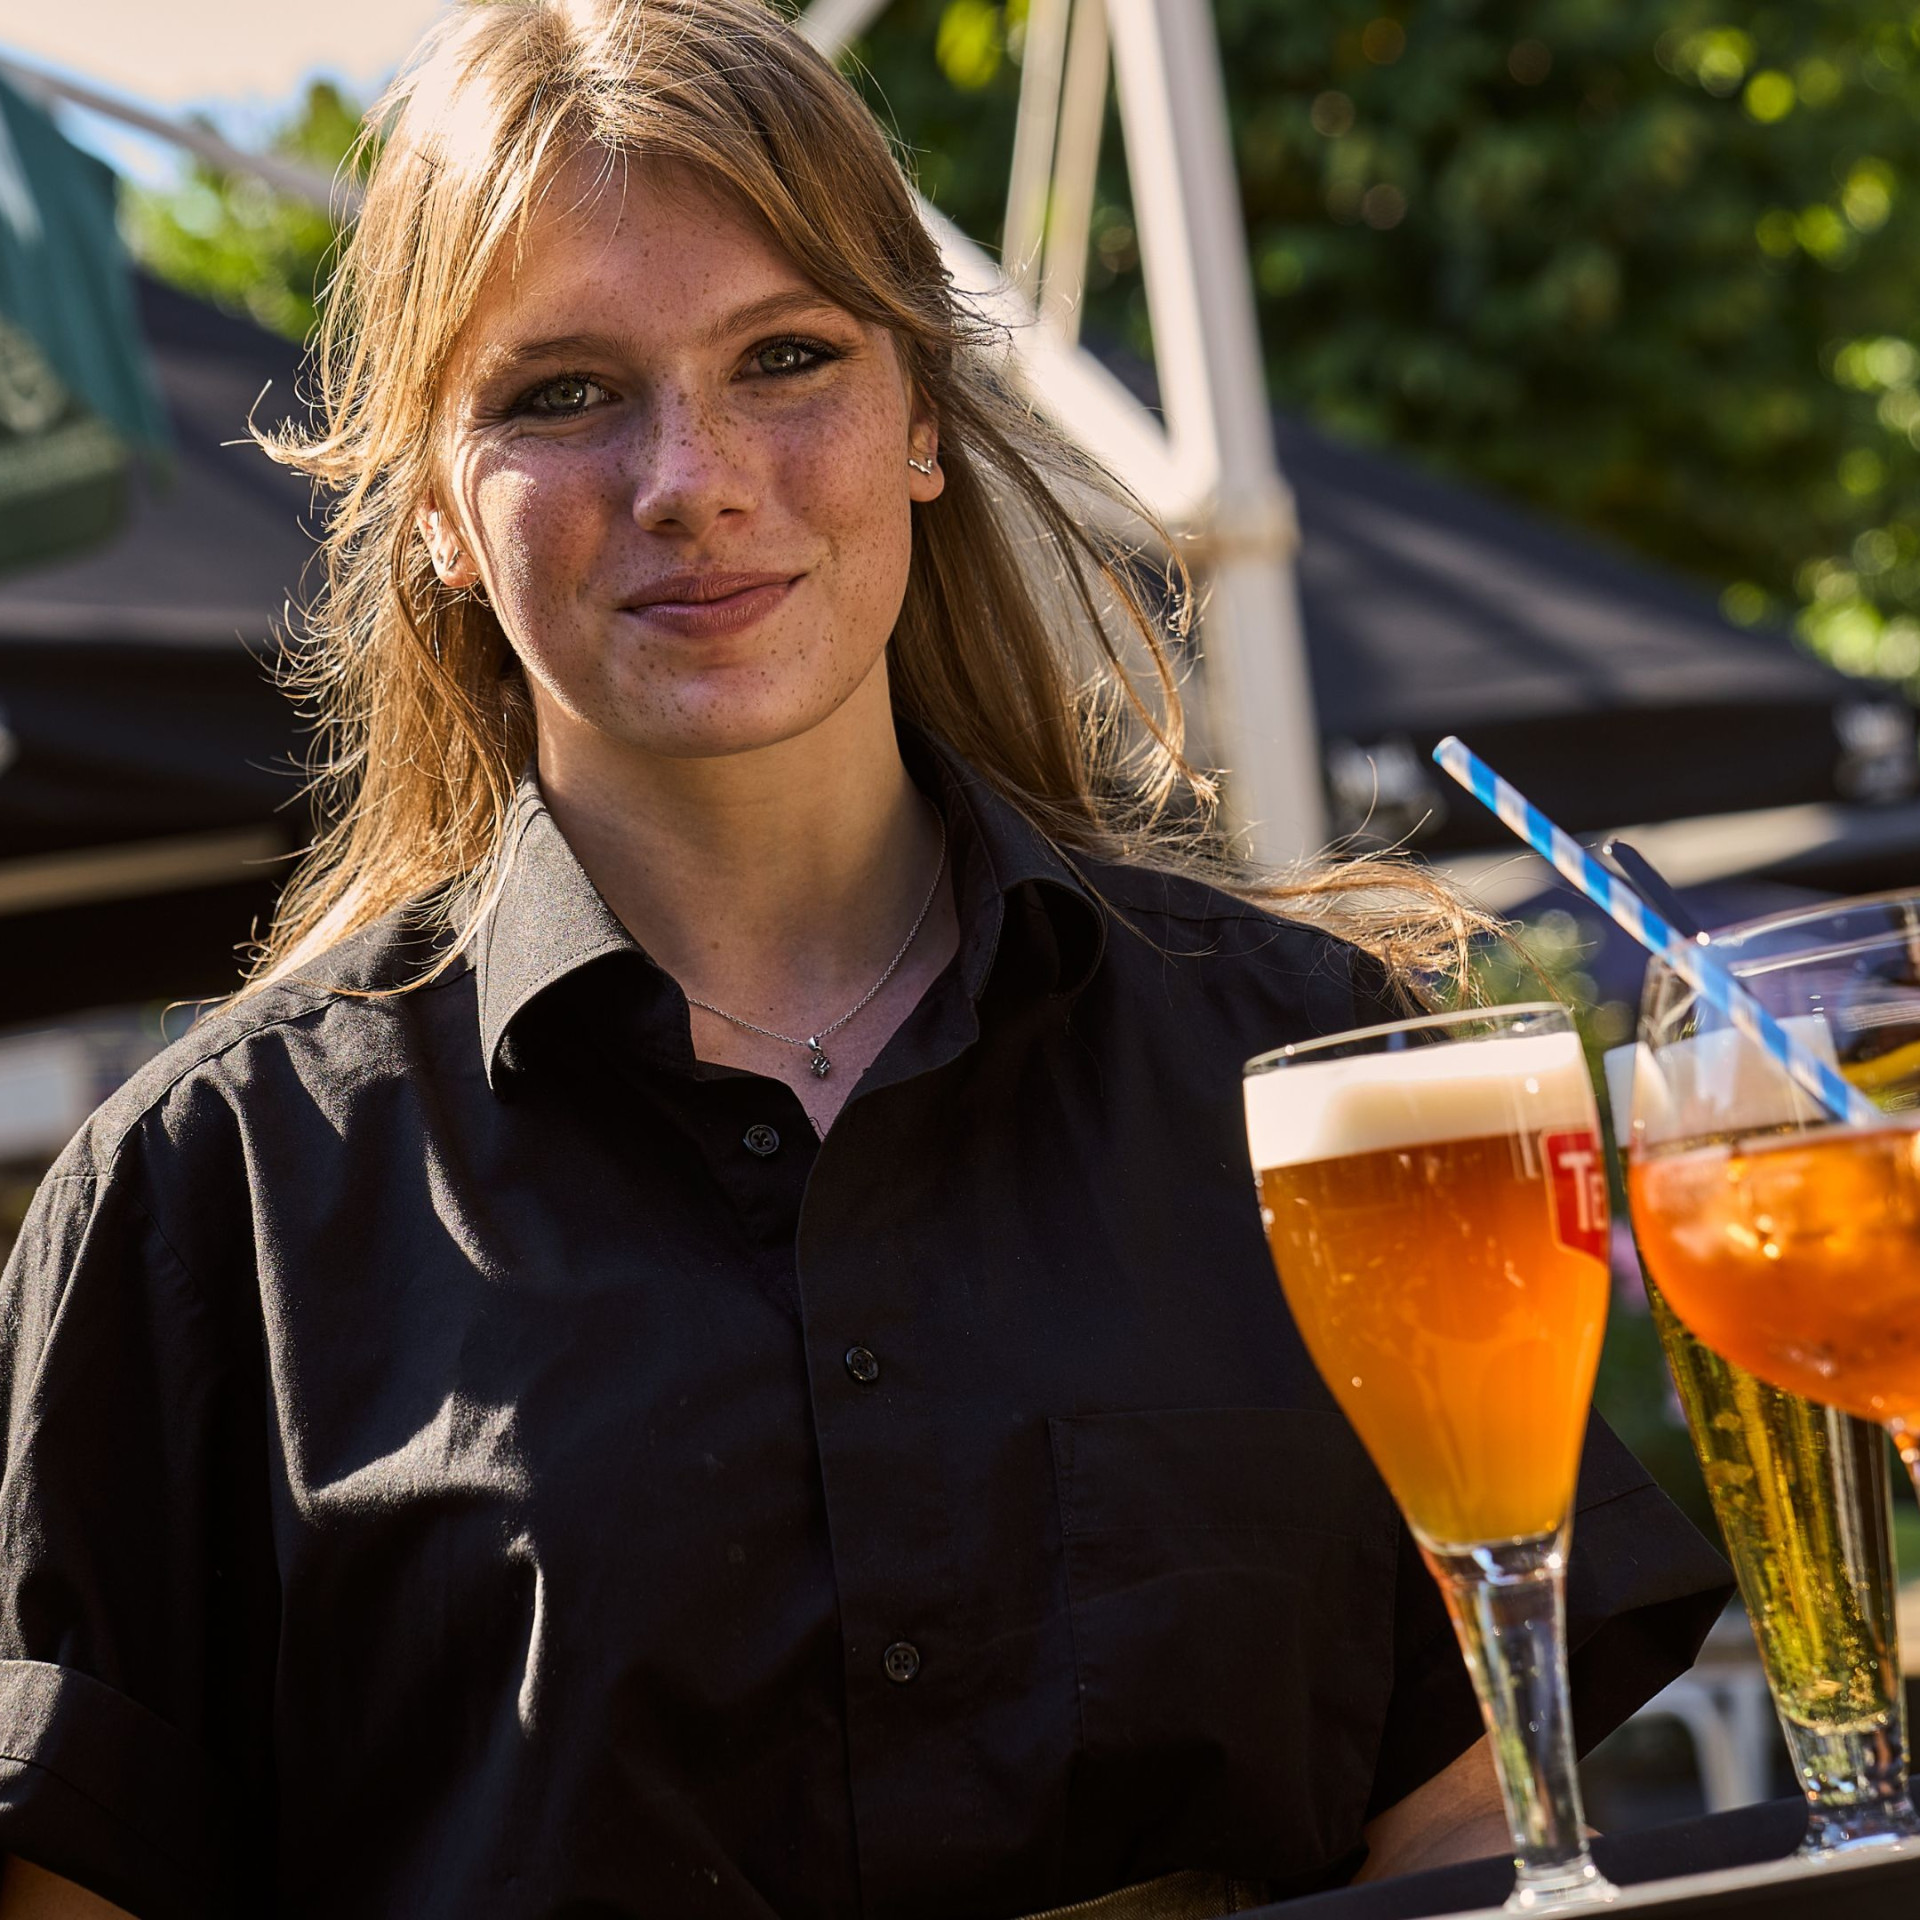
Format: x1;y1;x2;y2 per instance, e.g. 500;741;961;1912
433;156;934;762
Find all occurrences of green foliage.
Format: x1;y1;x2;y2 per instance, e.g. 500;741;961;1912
1472;906;1632;1059
850;0;1920;697
122;81;361;341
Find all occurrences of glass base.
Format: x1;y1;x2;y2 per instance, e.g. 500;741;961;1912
1800;1793;1920;1859
1784;1708;1919;1859
1507;1857;1620;1912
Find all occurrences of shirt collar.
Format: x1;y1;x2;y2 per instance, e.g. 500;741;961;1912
475;730;1105;1091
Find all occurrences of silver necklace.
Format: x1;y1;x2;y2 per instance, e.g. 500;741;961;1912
683;814;948;1080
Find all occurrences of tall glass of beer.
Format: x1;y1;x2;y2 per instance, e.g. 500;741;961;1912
1245;1002;1616;1913
1605;1042;1915;1856
1628;893;1920;1842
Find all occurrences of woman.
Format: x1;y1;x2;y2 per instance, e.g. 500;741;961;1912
0;3;1727;1915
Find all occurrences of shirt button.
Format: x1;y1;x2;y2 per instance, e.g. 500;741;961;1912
844;1345;881;1385
742;1123;780;1157
883;1641;921;1684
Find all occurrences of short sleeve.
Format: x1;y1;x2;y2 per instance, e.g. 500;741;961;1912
0;1143;275;1917
1365;1413;1732;1819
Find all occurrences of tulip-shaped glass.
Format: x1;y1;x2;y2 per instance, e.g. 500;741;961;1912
1245;1003;1617;1912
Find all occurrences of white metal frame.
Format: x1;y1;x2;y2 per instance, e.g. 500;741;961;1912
0;57;353;215
802;0;1321;860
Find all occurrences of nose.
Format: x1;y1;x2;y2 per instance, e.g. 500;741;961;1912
625;383;754;540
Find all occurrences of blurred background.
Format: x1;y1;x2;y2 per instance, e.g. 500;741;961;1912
7;0;1920;1837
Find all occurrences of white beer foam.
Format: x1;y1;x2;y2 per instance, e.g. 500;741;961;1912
1613;1017;1836;1149
1245;1030;1594;1171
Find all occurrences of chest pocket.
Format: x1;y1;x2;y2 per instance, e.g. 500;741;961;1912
1049;1406;1399;1891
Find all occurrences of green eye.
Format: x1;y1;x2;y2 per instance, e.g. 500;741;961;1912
519;374;606;416
754;338;830;377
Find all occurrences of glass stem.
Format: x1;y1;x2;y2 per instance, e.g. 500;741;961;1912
1422;1532;1615;1911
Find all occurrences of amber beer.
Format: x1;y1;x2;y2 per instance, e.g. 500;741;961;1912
1651;1290;1903;1759
1249;1030;1611;1547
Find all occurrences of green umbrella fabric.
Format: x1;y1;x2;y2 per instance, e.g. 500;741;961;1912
0;71;166;573
0;313;126;573
0;73;166;448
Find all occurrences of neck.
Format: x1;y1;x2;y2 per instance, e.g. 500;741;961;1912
533;671;943;1027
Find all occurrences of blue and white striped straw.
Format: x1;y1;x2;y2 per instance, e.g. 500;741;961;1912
1431;735;1879;1128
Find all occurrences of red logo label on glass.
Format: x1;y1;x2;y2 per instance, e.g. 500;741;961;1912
1543;1129;1607;1262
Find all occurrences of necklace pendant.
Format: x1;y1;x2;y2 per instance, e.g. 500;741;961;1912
806;1040;831;1078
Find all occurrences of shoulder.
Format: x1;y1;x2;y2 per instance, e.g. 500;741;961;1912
8;913;474;1322
1072;856;1409;1042
68;909;475;1182
1082;855;1384;983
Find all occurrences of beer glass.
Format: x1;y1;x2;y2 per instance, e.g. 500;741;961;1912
1607;1041;1914;1855
1245;1003;1617;1912
1628;893;1920;1846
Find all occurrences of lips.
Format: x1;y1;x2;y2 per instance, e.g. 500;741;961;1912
619;570;799;639
622;570;797;611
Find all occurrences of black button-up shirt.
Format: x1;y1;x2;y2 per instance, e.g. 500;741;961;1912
0;740;1730;1920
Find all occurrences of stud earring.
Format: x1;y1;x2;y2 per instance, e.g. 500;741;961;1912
908;454;937;476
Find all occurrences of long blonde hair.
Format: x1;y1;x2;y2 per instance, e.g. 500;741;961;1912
253;0;1487;995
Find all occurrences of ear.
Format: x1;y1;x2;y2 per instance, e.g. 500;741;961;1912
907;403;945;506
416;494;482;591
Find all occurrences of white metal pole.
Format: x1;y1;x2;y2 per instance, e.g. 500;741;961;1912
1102;0;1323;863
0;57;354;215
1039;0;1110;341
1003;0;1072;302
795;0;895;57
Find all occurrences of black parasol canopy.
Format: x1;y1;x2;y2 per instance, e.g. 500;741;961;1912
0;274;312;1016
1278;412;1914;853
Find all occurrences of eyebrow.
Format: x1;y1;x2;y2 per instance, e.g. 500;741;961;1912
469;291;856;383
466;331;624;385
696;289;852;349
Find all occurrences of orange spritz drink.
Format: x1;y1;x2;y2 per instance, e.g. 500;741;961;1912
1625;891;1920;1468
1631;1124;1920;1433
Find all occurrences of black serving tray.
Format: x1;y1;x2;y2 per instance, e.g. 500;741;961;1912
1260;1800;1920;1918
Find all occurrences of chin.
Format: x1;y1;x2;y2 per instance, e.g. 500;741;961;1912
611;674;875;763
